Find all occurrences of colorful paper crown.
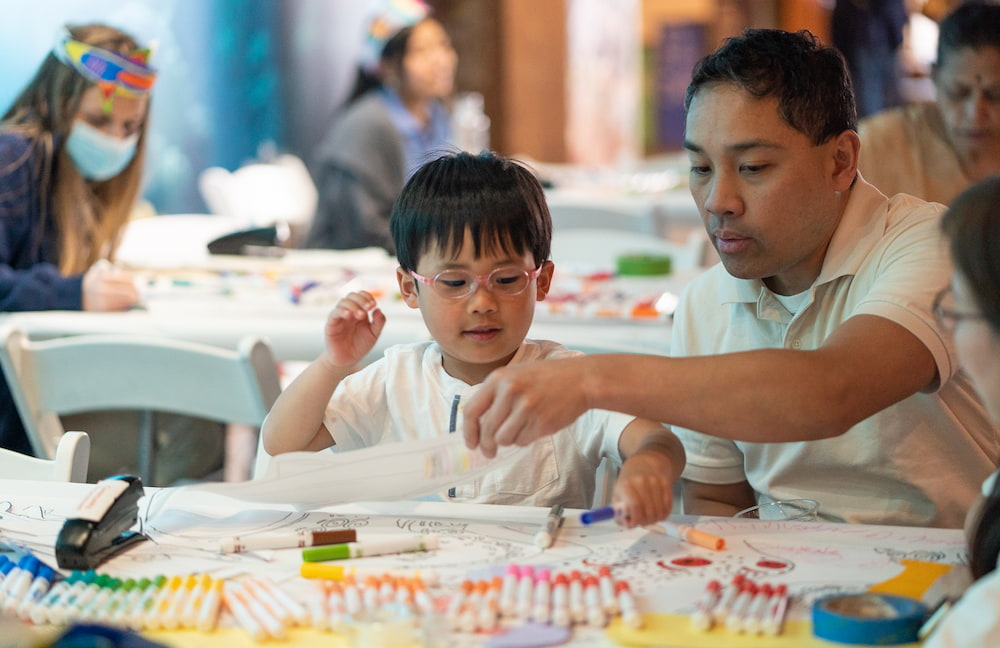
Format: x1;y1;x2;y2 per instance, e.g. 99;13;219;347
54;30;157;100
361;0;430;70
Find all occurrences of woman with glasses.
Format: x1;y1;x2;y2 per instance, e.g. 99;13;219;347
924;176;1000;647
263;151;685;525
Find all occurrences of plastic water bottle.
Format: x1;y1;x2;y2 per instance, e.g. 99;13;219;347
452;92;490;153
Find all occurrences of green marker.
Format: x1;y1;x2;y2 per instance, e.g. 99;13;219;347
302;534;440;561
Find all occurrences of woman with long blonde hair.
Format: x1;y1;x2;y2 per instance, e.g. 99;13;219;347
0;23;152;454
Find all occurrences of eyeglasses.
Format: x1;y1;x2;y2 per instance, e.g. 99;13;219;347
409;265;542;299
933;287;987;335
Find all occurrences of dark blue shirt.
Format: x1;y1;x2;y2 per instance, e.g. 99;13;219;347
0;131;84;454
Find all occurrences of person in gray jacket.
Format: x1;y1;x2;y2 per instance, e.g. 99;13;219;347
304;0;456;254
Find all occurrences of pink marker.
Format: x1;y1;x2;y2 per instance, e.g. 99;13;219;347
532;568;552;624
516;566;535;620
690;579;722;631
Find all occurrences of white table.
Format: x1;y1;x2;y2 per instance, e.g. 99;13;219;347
0;478;968;648
1;230;687;362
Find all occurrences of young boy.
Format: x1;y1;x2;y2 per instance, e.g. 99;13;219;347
262;151;683;526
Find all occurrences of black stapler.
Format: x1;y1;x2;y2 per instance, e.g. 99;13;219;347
56;475;148;570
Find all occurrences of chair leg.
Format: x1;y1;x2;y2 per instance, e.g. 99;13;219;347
138;410;157;485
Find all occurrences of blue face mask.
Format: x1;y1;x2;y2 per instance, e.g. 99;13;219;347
65;120;139;181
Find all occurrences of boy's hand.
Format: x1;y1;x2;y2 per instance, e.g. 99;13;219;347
611;451;676;528
323;290;386;367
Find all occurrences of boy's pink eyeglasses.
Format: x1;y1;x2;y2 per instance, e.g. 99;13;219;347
409;265;542;299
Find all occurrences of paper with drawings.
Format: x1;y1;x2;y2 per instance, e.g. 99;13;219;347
148;434;531;515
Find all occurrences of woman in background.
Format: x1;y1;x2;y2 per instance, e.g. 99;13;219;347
0;23;150;455
858;1;1000;204
304;0;457;254
0;24;224;484
925;176;1000;646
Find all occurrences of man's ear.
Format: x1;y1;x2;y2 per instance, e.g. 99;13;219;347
535;260;555;301
831;129;861;192
397;266;420;309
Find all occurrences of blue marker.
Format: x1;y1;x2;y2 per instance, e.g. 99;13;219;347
0;555;38;606
14;564;55;619
580;506;616;525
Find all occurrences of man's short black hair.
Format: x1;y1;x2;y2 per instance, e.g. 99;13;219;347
685;28;857;145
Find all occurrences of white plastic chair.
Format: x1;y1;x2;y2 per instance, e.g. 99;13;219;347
0;328;281;485
198;154;318;229
0;430;90;482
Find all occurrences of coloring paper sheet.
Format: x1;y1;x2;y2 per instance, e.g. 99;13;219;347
147;434;531;517
0;481;968;648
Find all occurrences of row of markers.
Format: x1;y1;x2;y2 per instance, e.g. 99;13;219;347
690;573;790;636
0;562;310;641
444;564;641;633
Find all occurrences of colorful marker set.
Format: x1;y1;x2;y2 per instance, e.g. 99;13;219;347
305;573;435;632
690;574;790;636
445;563;642;634
25;570;228;632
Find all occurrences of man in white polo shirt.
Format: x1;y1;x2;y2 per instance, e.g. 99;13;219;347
461;28;997;528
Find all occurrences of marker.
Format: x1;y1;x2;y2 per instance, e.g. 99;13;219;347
298;563;439;585
580;506;616;525
690;579;722;631
534;504;565;549
743;583;773;635
584;575;607;627
763;584;789;636
2;557;42;614
653;521;726;551
616;580;643;629
532;569;552;624
301;535;439;561
597;566;619;615
223;581;270;642
551;573;571;627
726;581;758;633
712;574;746;624
515;565;535;620
500;564;519;616
15;565;56;620
197;578;223;632
219;528;357;553
568;570;586;624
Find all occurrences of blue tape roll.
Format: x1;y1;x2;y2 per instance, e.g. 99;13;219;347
812;593;926;645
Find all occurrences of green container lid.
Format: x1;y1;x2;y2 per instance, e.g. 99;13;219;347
616;253;672;276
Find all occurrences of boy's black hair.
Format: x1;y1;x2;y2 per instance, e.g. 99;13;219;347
391;150;552;272
684;29;857;145
937;1;1000;67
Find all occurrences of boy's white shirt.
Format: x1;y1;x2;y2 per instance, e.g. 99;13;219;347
323;339;632;507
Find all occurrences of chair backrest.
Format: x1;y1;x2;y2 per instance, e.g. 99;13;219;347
0;430;90;482
198;154;318;228
0;328;282;462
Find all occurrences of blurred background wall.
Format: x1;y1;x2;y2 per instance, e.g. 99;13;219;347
1;0;947;214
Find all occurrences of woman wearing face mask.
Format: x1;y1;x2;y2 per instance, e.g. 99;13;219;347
0;24;150;455
303;0;457;254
